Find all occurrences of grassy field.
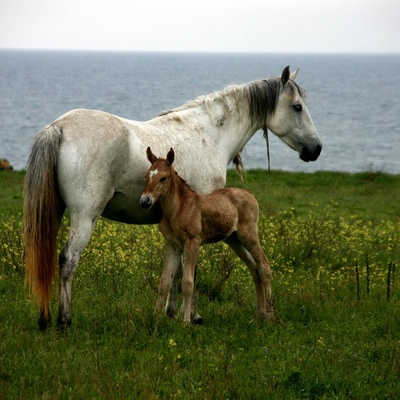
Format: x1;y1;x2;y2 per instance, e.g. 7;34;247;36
1;169;399;399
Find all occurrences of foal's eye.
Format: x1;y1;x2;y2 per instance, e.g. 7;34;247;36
293;104;303;112
160;177;167;183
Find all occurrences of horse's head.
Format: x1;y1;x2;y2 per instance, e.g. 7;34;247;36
266;66;322;162
140;147;175;210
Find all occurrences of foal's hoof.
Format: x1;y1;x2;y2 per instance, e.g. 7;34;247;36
266;312;277;322
259;311;276;323
165;308;178;320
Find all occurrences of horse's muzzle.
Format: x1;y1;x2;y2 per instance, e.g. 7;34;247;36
299;143;322;162
140;195;153;209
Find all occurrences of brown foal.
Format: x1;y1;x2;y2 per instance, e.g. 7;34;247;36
140;147;275;323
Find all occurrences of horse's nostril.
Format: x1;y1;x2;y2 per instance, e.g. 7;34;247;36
300;143;322;162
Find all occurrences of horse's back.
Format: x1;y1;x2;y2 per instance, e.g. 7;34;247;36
55;108;133;145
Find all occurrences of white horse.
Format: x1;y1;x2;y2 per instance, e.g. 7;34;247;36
24;66;322;330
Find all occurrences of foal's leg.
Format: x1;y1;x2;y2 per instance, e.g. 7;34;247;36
58;214;99;328
167;259;203;323
225;233;275;321
182;240;200;323
155;242;182;315
165;258;182;319
188;267;203;323
237;228;275;321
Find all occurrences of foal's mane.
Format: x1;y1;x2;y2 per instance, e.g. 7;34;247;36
177;172;195;192
168;164;196;194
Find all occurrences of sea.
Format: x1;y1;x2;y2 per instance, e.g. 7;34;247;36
1;50;399;173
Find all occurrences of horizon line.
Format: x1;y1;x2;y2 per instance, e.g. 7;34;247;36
0;47;399;56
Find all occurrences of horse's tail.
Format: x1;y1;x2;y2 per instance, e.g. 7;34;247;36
24;124;62;323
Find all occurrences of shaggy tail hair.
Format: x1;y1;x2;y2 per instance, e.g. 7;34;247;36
233;153;246;180
24;124;62;322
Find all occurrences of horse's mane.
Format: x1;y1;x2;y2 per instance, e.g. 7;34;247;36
158;76;305;179
158;76;305;126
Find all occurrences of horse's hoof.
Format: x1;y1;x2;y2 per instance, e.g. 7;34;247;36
38;316;52;331
191;315;204;325
56;316;72;330
166;308;178;320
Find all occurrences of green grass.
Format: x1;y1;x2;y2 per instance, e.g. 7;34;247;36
1;169;400;399
0;171;25;222
229;169;400;221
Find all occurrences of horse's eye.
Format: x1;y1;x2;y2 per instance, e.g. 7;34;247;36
293;104;302;112
160;177;167;183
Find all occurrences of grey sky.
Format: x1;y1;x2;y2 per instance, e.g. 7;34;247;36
1;0;399;53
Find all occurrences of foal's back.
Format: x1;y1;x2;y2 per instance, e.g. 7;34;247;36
179;186;259;244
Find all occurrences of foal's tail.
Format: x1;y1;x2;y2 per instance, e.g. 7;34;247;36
24;124;62;323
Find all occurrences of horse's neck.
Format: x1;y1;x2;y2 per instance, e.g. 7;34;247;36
173;89;260;165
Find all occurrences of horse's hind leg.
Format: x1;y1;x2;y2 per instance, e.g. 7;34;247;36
57;214;98;328
225;233;275;321
35;200;66;330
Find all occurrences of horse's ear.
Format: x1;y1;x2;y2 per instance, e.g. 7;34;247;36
281;66;290;87
166;148;175;166
290;68;299;81
146;147;158;164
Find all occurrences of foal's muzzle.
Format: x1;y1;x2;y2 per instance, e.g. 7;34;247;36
140;195;153;209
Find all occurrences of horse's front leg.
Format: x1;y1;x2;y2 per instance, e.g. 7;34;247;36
182;240;200;323
155;241;181;316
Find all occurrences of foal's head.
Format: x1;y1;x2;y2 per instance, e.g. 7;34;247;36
140;147;175;210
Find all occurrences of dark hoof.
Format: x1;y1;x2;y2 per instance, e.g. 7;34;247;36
191;316;204;325
57;316;72;330
166;308;178;320
38;315;52;331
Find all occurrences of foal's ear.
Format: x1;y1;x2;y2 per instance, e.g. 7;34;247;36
166;148;175;166
281;65;290;87
146;147;158;164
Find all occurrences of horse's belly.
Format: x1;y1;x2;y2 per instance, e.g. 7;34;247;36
102;192;162;225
